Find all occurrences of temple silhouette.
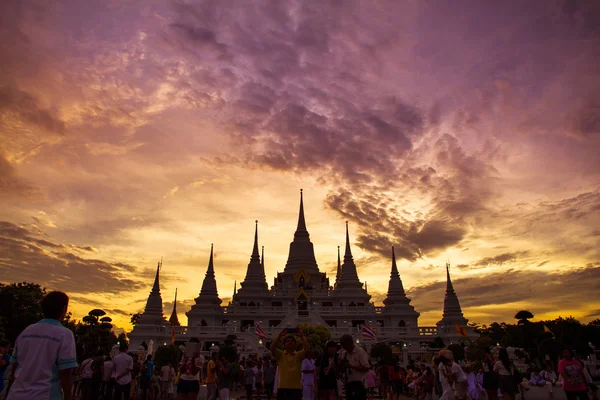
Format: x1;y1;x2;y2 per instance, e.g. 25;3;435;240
129;190;476;354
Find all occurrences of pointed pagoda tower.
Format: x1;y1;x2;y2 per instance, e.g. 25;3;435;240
334;246;342;288
187;244;224;327
283;190;319;273
169;288;181;326
334;222;371;303
382;247;419;328
127;261;169;348
436;263;474;342
137;262;167;325
236;221;269;299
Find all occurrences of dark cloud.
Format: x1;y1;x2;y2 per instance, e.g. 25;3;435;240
457;251;531;270
0;221;145;294
0;86;66;135
0;154;39;199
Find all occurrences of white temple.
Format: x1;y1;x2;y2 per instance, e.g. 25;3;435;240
128;191;476;354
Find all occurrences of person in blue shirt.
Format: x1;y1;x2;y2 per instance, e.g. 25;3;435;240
0;340;11;394
140;354;155;400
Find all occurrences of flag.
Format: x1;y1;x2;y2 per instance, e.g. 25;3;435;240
455;323;467;336
171;325;176;343
255;323;267;340
544;325;553;335
361;325;377;340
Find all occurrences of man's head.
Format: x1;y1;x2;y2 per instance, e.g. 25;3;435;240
40;291;69;321
326;340;338;355
284;336;297;353
119;343;128;353
212;352;218;361
340;334;354;351
147;355;152;361
562;348;573;360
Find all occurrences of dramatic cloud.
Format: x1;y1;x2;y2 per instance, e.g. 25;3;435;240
0;221;145;294
0;0;599;327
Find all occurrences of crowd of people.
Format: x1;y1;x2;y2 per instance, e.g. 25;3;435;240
0;291;598;400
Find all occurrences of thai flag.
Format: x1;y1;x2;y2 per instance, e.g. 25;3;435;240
361;325;376;340
255;323;267;340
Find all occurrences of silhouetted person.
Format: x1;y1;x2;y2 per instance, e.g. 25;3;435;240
7;291;77;400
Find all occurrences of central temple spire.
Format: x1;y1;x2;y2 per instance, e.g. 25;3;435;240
283;190;319;272
344;221;353;261
251;220;260;263
294;189;309;241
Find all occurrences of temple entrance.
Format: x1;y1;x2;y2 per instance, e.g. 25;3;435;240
297;292;308;316
241;319;255;332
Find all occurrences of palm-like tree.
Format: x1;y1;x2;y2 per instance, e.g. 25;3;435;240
515;310;534;325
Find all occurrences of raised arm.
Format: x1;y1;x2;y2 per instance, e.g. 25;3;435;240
270;329;286;355
297;327;310;357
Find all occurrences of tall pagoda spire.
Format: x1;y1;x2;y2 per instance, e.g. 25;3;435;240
335;222;364;292
251;220;260;262
237;221;269;296
334;246;342;287
196;244;222;305
344;221;353;260
442;263;464;318
138;261;165;325
383;247;410;306
295;189;308;240
283;190;319;272
169;288;181;326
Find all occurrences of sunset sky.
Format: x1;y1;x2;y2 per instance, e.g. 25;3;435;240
1;0;600;332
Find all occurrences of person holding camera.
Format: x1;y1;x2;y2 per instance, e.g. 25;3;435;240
270;326;310;400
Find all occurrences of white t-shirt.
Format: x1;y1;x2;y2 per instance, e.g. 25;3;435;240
540;370;557;382
301;358;315;386
103;361;113;381
80;358;94;379
160;365;173;382
9;319;78;400
339;346;369;384
450;363;467;383
113;352;134;385
493;361;512;376
438;363;450;390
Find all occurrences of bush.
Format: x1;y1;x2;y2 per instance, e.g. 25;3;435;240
154;345;182;370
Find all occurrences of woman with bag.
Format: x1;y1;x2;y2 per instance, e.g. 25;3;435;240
177;352;204;400
482;349;499;400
